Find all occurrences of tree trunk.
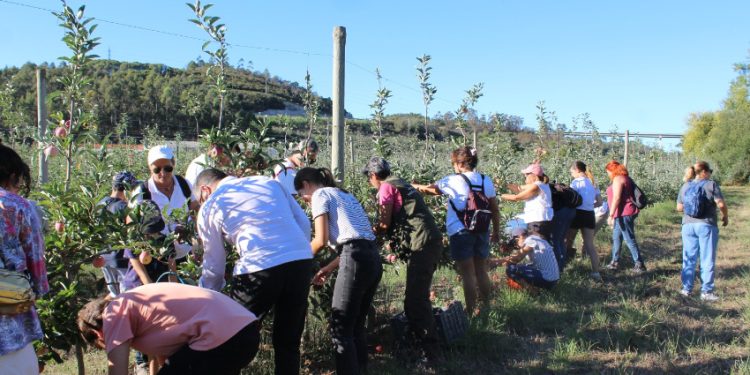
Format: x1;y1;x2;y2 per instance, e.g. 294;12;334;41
75;344;85;375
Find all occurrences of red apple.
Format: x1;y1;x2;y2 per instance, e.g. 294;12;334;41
139;252;152;265
64;119;71;129
54;221;64;233
43;145;59;157
209;145;224;158
375;345;383;353
92;256;105;268
53;126;67;138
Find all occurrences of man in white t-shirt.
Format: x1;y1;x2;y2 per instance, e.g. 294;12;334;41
273;139;318;196
194;168;313;374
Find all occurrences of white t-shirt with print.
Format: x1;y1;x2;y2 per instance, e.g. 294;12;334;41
437;171;496;236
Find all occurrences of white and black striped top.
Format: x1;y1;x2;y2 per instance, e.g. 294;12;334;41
311;187;376;247
524;235;559;281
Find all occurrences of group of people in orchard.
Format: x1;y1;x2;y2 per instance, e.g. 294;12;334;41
0;138;731;375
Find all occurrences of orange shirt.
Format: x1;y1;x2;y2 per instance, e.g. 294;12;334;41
103;283;255;356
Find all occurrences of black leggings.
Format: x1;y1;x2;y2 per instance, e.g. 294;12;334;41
158;321;260;375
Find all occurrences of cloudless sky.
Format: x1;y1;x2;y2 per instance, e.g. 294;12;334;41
2;0;749;146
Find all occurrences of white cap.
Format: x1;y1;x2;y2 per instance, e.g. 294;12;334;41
510;226;527;238
148;145;174;165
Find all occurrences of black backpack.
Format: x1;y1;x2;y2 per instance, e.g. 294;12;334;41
549;182;583;210
448;174;493;233
629;177;648;209
137;175;192;202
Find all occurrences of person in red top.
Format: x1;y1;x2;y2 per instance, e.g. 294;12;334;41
604;160;646;273
77;283;259;375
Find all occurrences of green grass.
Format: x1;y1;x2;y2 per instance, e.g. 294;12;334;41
46;187;750;374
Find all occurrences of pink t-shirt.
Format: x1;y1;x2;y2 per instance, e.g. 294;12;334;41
103;283;256;356
378;182;403;214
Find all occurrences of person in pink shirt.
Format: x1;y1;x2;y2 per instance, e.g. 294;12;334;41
77;283;259;375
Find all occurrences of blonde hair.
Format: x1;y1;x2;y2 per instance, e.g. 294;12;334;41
683;166;696;183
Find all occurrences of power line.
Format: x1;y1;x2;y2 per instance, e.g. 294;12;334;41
1;0;462;107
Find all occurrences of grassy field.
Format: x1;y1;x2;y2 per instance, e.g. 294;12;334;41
45;187;750;374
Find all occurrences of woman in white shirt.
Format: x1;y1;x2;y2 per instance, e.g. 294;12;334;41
501;163;554;239
413;147;501;316
565;161;602;280
295;167;382;375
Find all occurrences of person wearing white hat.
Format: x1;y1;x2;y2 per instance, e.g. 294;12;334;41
131;145;193;261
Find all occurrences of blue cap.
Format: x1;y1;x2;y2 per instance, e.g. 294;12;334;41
112;171;139;191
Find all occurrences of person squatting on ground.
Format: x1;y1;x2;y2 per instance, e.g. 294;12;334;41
565;161;602;281
604;160;647;273
195;168;314;375
677;161;729;302
363;156;443;362
77;283;260;375
500;227;560;290
295;167;382;375
501;163;554;240
0;144;49;375
273;139;319;196
413;147;501;316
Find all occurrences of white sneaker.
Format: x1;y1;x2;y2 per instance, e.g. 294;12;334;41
679;289;690;297
700;292;719;302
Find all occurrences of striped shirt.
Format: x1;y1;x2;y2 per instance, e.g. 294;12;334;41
311;187;375;247
524;235;559;281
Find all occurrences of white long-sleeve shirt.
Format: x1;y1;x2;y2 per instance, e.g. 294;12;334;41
197;176;313;291
198;176;312;290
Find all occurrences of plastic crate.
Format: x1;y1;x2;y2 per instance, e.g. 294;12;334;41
433;301;468;344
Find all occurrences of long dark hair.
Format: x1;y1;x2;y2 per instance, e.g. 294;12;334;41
0;144;32;196
294;167;346;192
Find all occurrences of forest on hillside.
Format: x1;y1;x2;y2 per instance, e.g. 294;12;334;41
0;59;334;141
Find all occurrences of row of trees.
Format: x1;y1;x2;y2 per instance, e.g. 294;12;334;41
683;57;750;183
0;60;333;142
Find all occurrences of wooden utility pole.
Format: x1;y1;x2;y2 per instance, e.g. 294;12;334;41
36;69;48;184
331;26;346;183
624;129;630;167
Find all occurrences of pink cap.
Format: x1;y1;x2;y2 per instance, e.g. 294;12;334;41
521;163;544;177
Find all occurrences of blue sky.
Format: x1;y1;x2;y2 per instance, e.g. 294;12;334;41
2;0;749;143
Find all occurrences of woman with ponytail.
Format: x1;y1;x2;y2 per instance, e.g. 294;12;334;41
566;161;602;281
294;167;382;375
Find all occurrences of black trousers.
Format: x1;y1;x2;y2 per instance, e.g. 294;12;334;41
331;239;383;375
158;321;260;375
230;259;314;375
404;240;442;357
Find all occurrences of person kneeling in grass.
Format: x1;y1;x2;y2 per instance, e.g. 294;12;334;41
77;283;260;375
500;227;560;291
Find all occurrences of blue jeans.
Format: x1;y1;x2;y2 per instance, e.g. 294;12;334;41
448;230;490;261
506;264;557;290
681;222;719;293
610;215;644;265
551;207;576;270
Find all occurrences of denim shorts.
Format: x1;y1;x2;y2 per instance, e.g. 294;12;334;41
448;230;490;261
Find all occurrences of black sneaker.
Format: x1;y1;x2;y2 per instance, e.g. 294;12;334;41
633;262;647;274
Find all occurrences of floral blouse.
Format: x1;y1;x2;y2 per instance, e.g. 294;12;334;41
0;187;48;356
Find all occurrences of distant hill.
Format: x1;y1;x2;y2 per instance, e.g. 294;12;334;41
0;59;334;139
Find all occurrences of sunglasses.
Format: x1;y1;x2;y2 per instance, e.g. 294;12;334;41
152;165;174;174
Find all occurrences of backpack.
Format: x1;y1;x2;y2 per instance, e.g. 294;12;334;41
682;180;710;218
137;175;191;202
448;174;492;234
549;182;583;210
629;178;648;209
